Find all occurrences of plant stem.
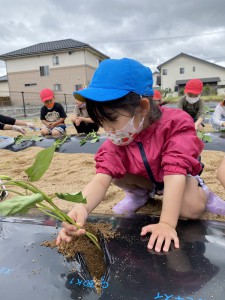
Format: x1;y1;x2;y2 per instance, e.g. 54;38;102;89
64;214;101;251
37;203;67;222
37;206;63;222
2;179;101;250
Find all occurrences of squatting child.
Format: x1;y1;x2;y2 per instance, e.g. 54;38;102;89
40;88;67;137
56;58;225;252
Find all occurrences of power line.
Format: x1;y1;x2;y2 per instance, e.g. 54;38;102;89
90;30;225;44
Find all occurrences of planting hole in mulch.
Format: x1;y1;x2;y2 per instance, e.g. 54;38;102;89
1;213;225;299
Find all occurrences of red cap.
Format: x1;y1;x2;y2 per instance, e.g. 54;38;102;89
184;79;203;95
153;90;162;101
40;89;54;102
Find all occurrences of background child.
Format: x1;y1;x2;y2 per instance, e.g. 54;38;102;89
40;89;67;137
71;95;99;134
210;98;225;131
153;90;162;106
153;89;169;107
177;79;205;130
56;58;225;253
0;114;35;134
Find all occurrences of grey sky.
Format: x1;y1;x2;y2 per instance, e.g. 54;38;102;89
0;0;225;76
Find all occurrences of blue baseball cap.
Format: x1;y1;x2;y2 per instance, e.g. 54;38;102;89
73;58;154;102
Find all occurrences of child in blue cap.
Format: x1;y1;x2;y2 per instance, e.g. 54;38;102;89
57;58;225;252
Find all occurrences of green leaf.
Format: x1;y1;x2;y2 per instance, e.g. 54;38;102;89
202;135;212;143
90;137;99;143
197;131;203;139
55;136;70;149
25;143;56;181
55;191;87;203
0;193;44;216
80;139;87;146
14;135;44;145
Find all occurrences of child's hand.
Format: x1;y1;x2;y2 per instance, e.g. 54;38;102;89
46;122;53;129
75;117;83;126
140;222;179;253
12;125;26;134
56;204;88;245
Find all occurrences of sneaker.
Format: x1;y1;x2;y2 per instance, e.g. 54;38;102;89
193;176;225;216
206;190;225;215
112;188;149;215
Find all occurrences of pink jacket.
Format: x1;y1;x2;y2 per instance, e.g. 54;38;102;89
94;107;204;182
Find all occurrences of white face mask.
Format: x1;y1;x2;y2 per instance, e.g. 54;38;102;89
105;115;144;146
185;95;200;104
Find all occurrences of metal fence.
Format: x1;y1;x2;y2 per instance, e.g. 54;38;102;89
0;91;75;117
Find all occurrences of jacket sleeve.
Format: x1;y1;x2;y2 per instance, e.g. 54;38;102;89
196;99;206;120
0;114;16;126
212;105;223;127
177;97;184;109
161;115;204;176
94;141;126;179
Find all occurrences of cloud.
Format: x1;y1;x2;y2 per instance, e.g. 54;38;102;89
0;0;225;75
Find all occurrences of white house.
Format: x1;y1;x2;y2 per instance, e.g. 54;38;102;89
152;71;161;89
157;53;225;96
0;39;109;105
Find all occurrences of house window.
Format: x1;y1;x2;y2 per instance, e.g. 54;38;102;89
24;83;37;87
174;85;179;92
97;58;102;66
162;69;167;75
52;56;59;65
54;84;61;91
193;66;196;72
40;66;49;76
180;68;185;74
75;84;83;91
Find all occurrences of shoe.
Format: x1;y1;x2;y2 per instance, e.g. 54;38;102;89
112;188;149;215
206;190;225;215
194;177;225;216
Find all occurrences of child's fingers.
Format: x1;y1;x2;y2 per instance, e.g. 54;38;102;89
67;228;86;236
140;224;152;236
56;228;72;244
172;235;180;249
62;223;78;231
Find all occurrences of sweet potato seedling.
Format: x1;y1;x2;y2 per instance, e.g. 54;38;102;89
0;137;101;250
80;131;100;146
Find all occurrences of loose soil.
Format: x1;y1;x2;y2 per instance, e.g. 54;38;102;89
42;222;115;293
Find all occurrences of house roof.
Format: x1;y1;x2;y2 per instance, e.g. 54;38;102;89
157;52;225;71
0;39;109;60
0;75;7;82
176;77;221;85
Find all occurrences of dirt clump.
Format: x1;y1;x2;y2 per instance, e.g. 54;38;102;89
42;222;115;293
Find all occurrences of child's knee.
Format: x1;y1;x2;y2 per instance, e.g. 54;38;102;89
41;128;49;136
181;184;207;219
52;130;61;137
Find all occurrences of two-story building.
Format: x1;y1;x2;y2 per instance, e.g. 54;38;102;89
0;39;109;105
157;53;225;96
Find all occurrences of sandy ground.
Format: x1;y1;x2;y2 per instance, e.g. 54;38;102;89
0;115;225;222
